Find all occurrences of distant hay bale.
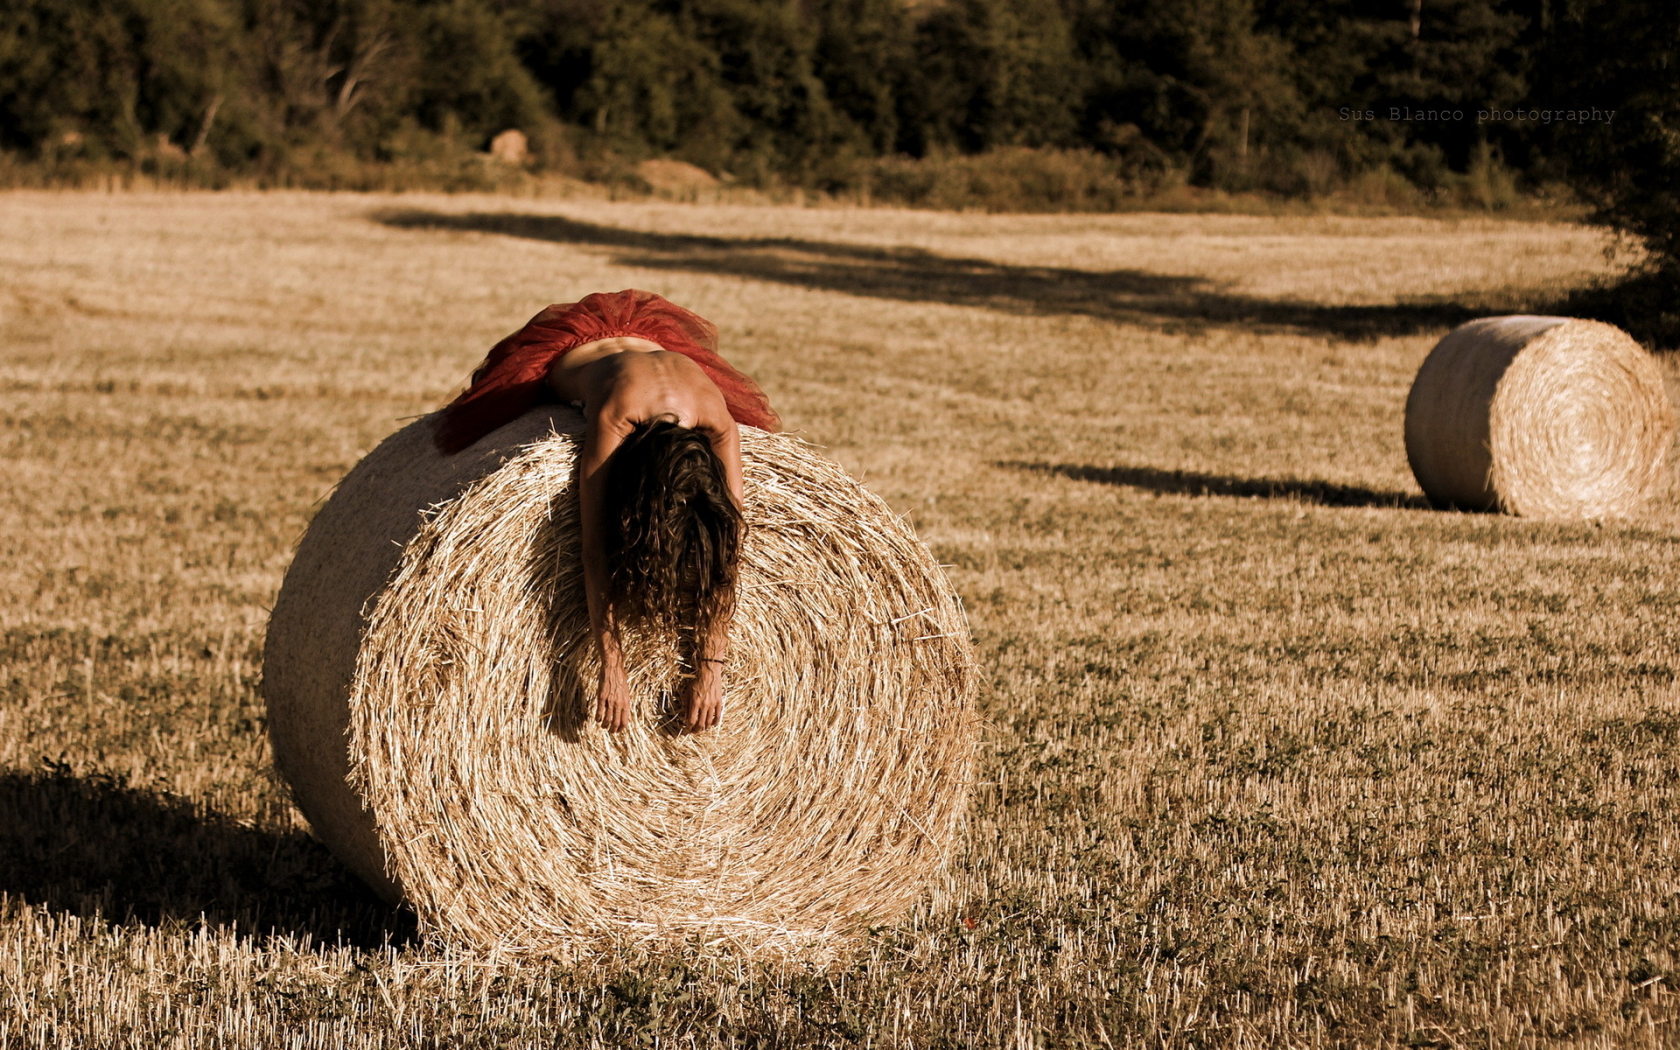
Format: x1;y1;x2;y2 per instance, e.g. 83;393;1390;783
1403;316;1674;519
263;407;978;958
487;129;528;166
636;158;720;196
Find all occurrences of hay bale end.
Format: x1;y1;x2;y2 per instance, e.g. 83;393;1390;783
264;407;979;957
1403;316;1673;519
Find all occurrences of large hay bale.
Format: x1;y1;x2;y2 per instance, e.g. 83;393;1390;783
264;407;978;957
1403;316;1674;518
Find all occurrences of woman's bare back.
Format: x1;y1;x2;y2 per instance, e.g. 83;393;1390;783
551;335;744;734
549;337;733;437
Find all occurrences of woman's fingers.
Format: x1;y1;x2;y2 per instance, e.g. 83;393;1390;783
595;681;723;733
597;671;631;732
685;681;722;732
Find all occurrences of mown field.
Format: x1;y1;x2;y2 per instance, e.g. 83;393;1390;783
2;191;1678;1048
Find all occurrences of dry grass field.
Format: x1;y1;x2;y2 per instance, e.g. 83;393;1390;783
2;190;1678;1048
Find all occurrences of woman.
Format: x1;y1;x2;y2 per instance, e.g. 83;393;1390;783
436;290;780;735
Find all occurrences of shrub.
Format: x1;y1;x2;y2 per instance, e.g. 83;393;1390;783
848;147;1170;212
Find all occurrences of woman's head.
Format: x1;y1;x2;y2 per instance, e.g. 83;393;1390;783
601;421;743;641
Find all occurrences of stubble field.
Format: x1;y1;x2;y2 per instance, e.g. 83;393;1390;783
2;191;1678;1048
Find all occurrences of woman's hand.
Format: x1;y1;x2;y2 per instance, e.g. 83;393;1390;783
596;663;632;733
683;661;724;733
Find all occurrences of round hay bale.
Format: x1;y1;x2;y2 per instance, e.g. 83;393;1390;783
264;407;978;957
1403;316;1674;518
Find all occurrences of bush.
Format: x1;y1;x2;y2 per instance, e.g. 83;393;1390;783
845;147;1170;212
0;0;1607;210
1541;0;1680;343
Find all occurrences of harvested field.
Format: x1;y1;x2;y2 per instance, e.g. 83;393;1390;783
2;191;1678;1047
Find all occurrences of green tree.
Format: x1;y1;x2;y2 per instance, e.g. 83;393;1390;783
407;0;550;142
680;0;841;175
520;0;743;163
1075;0;1294;186
0;0;242;157
909;0;1081;154
1536;0;1680;342
810;0;912;155
1543;0;1680;263
1260;0;1534;189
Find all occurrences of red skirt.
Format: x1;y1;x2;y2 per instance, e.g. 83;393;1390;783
435;290;781;454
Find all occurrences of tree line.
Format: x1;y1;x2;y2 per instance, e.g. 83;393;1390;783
0;0;1666;216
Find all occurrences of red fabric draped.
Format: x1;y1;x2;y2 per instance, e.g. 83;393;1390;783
435;290;781;454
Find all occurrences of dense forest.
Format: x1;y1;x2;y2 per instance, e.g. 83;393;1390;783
0;0;1665;213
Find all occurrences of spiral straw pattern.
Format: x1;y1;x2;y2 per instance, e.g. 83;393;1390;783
1404;317;1673;519
264;408;978;959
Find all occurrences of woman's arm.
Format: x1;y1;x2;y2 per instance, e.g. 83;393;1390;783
711;419;745;512
577;411;633;732
685;616;731;733
683;419;743;733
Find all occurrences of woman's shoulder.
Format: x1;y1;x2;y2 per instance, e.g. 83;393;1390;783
599;354;729;426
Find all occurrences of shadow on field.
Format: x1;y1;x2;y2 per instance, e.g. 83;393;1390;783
1551;268;1680;350
0;765;411;948
373;209;1483;341
1010;461;1434;509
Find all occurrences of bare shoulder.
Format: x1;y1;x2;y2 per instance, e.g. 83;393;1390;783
593;352;727;425
548;337;664;403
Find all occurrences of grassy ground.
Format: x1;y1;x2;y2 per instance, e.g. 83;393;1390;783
2;190;1677;1047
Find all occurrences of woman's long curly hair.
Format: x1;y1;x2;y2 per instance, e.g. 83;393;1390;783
601;421;743;646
